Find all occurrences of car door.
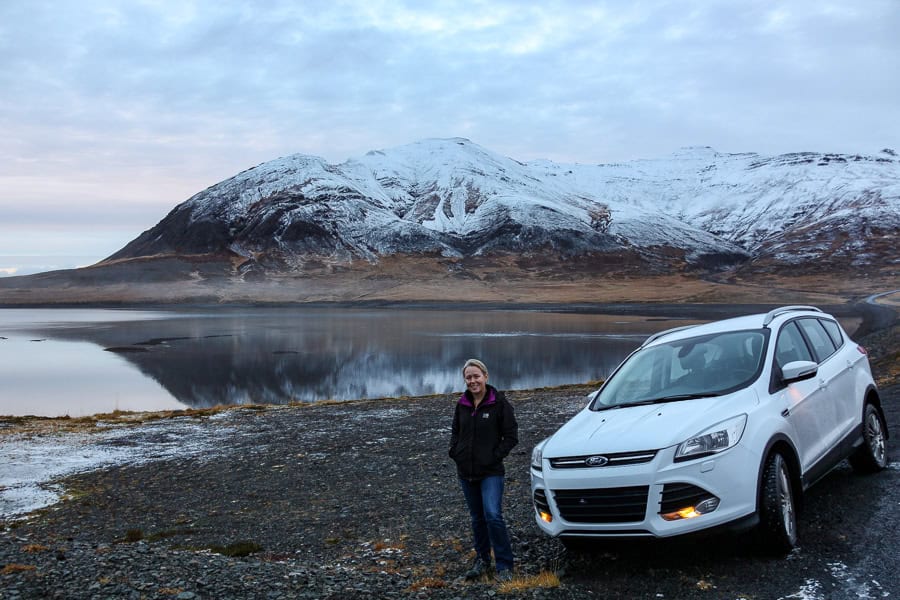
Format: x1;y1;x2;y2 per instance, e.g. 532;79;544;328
797;317;855;443
818;317;862;435
773;320;827;471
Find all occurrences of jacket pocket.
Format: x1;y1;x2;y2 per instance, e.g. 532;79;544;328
474;444;499;471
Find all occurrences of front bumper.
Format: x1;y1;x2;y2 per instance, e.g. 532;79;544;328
531;444;758;539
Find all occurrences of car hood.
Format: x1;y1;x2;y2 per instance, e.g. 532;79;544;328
543;392;757;457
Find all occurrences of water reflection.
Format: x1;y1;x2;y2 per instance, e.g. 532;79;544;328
0;308;685;417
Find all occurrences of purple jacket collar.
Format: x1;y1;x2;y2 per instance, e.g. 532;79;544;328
458;386;497;409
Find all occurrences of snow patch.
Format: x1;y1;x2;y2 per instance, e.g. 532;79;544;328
154;139;900;266
778;579;824;600
0;416;237;519
777;563;890;600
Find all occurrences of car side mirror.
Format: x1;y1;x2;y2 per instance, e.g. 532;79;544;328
781;360;818;383
586;389;601;406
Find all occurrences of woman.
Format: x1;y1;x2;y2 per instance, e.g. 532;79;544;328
449;358;519;582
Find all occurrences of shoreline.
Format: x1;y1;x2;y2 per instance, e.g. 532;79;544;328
1;297;896;423
2;269;898;308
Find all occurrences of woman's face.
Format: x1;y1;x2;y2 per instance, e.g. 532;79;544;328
464;366;488;396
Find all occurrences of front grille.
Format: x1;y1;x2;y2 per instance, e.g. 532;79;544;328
549;450;658;469
659;483;714;514
552;486;649;523
533;489;550;514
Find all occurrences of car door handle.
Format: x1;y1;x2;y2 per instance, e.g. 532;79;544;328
781;408;791;418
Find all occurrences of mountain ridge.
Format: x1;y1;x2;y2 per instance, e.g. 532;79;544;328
109;138;899;278
1;139;897;305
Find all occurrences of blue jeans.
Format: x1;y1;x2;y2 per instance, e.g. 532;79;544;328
458;475;514;571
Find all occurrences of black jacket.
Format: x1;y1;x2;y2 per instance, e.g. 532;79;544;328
449;385;519;480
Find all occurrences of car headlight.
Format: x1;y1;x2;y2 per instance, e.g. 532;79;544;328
675;415;747;462
531;438;548;471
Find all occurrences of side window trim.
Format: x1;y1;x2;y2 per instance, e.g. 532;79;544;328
770;320;816;394
774;320;815;367
819;318;844;349
796;318;838;364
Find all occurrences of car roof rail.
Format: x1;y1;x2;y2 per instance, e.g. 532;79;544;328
762;305;823;327
641;324;699;347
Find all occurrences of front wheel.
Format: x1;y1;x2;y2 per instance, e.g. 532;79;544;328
849;402;889;473
758;452;798;554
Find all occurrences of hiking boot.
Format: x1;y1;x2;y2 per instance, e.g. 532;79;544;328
495;569;514;583
464;556;492;580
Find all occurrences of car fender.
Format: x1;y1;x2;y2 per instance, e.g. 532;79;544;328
754;433;803;513
863;384;889;439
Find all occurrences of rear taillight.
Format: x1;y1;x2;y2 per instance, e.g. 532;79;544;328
857;345;868;355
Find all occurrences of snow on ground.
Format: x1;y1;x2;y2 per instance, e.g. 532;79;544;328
776;564;890;600
0;415;237;519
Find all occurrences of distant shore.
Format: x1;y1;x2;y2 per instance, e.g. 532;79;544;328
2;264;898;307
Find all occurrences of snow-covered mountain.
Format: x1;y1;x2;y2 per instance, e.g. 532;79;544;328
110;139;900;274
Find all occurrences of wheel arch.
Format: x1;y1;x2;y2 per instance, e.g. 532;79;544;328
756;435;804;513
864;385;889;440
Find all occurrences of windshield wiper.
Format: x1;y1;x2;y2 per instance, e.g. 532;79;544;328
596;393;720;410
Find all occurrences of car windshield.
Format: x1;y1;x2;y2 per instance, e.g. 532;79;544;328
591;329;768;410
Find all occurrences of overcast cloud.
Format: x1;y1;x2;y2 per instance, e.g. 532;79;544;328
1;0;898;274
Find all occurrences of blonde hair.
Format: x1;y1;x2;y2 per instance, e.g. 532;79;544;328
462;358;489;377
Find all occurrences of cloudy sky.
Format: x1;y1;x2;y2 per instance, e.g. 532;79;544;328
1;0;898;275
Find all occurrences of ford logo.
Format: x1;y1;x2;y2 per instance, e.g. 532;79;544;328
585;455;609;467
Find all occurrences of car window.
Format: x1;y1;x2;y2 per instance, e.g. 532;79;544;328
797;318;838;362
592;329;767;408
774;321;814;369
819;318;844;349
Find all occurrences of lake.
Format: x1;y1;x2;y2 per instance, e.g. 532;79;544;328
0;306;697;417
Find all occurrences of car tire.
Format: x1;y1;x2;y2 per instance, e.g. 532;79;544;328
758;452;798;554
849;402;889;474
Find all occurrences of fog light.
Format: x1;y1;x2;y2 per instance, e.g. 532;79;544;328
661;496;720;521
539;511;553;523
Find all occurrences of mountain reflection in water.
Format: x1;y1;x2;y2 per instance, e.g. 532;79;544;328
0;308;685;417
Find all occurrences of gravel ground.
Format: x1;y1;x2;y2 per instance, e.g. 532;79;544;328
1;316;897;600
0;386;593;599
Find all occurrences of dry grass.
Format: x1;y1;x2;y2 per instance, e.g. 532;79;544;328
4;253;895;305
1;564;37;574
870;290;900;308
497;570;561;594
872;348;900;388
428;537;465;553
372;538;406;552
0;403;266;436
406;576;448;591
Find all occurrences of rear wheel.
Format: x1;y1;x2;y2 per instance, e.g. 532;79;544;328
758;452;798;554
849;402;889;473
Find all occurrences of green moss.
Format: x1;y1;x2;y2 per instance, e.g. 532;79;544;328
208;541;262;557
123;529;144;543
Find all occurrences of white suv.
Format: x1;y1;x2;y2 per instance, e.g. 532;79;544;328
530;306;889;552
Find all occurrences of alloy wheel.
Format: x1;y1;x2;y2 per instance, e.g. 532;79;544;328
778;462;795;542
865;410;887;466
